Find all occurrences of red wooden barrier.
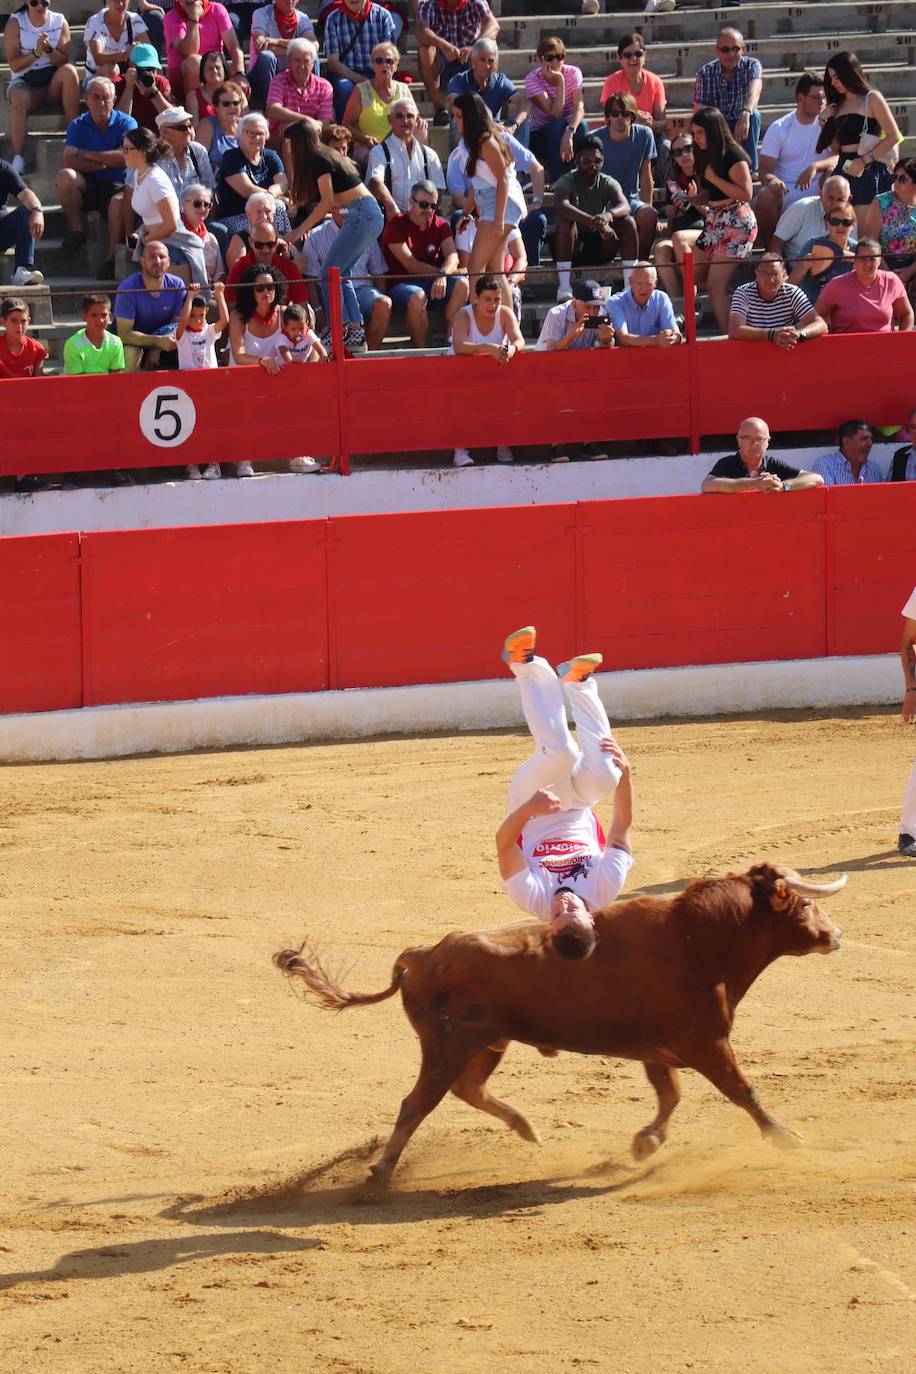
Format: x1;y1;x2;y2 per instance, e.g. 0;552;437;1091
0;532;82;713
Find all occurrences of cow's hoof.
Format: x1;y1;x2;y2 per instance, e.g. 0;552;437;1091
365;1161;393;1190
511;1115;542;1145
767;1124;803;1150
631;1130;663;1161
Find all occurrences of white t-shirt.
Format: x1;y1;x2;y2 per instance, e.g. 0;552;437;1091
760;112;822;205
502;806;635;919
178;321;218;370
132;165;180;231
278;326;320;362
903;587;916;620
84;8;149;73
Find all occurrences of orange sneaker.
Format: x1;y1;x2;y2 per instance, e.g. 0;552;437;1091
557;653;603;683
501;625;536;665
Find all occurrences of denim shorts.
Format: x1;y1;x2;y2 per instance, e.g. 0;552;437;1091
474;184;525;226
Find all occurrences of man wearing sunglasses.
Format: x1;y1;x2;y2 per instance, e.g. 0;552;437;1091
754;72;837;246
224;220;310;310
381;179;468;347
693;27;762;170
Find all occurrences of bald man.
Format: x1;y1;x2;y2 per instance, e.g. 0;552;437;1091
701;416;824;493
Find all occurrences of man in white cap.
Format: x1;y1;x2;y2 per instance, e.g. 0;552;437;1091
495;626;634;957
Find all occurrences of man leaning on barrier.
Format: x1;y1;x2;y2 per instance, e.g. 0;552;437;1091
701;416;824;494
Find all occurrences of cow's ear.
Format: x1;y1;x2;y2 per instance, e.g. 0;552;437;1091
771;878;791;909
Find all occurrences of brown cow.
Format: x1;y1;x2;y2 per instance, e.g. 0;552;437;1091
273;863;845;1188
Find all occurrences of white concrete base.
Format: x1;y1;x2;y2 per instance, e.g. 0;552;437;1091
0;655;899;764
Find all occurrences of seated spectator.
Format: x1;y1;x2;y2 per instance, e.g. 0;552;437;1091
701;416;824;494
552;137;637;304
889;406;916;482
381;179;469;346
608;263;682;347
301;209;391;350
324;0;402;123
217;112;290;235
594;93;657;258
787;203;856;304
864;158;916;305
191;50;227;124
176;281;229;477
770;174;854;264
446;128;546;281
1;295;51;493
690;106;757;335
693;27;762;171
63;291;125;374
163;0;245;104
654;133;704;300
321;124;354;158
727;252;826;349
450;272;524;471
599;34;668;165
536;280;612;463
524;36;584;184
123;123;214;290
227;262;287;476
814;238;915;334
366;99;446;219
57;75;135;273
226;188;283;267
276;301;326;365
115;237;185;371
226;225;312;304
265;39;331;146
195;79;243;172
114;43;174;134
248;0;316;110
153;103;218;194
137;0;166;53
84;0;152;80
753;73;835;247
224;0;260;50
416;0;497;128
0;154;45;288
178;182;223;282
3;2;80;176
341;42;413;166
447;38;526;144
813;420;884;487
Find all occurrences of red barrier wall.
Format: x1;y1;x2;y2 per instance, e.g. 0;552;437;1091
3;333;916;477
2;485;913;716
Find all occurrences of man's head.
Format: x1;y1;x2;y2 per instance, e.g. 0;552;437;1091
408;179;438;225
549;888;597;961
1;297;30;343
837;420;873;466
820;175;853;215
736;416;771;473
474;274;502;320
85;76;116;127
794;71;826;120
715;27;745;73
603;91;637;137
628;262;658;306
81;292;111;334
156;106;196;155
575;135;604;185
286;37;317;87
470;36;498;81
342;0;366;14
249;218;280;262
388;97;419;141
754;251;788;301
571;279;603;323
853;237;882;285
140;239;170;281
128;42;161;90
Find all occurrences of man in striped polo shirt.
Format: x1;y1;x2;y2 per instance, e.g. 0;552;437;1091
727;252;826;349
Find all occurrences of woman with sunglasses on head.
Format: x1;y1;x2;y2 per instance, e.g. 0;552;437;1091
689;105;756;334
340;41;413;166
654;134;705;300
453;92;527;309
864;158;916;304
4;0;80;175
524;36;585;184
196;79;245;171
816;51;900;230
788;200;855;304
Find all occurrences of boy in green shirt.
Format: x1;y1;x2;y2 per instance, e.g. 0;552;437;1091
63;294;125;374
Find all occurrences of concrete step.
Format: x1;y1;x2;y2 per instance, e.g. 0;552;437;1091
577;66;916;114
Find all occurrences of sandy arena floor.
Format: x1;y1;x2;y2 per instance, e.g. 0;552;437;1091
2;708;915;1374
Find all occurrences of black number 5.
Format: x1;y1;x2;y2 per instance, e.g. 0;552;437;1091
153;392;182;442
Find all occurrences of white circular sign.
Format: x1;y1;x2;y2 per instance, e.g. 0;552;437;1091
139;386;198;449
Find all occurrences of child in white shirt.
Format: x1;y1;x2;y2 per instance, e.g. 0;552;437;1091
176;282;229;479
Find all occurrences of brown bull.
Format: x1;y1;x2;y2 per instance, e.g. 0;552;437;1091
273;863;845;1188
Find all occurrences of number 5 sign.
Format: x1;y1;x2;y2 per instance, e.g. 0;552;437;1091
139;386;197;448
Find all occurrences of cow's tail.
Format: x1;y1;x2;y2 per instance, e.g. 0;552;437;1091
273;940;405;1012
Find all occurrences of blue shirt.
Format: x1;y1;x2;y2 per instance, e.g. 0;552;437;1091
607;287;677;337
115;272;185;336
594;124;655;204
811;450;885;487
693;56;763;126
447;69;516;120
323;4;398;78
65;109;137;184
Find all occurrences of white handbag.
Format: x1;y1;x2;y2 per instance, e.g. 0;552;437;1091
856;90;898;169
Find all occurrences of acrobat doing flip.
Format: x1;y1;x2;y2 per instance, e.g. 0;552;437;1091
495;626;634;957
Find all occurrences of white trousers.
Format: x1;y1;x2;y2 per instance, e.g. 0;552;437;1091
507;656;620;813
901;754;916;836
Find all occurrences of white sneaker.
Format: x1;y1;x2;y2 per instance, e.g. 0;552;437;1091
11;265;43;286
453;448;474;467
550;446;571;463
581;0;600;12
289;455;321;473
236;460;255;478
557;286;573;303
496;446;514;464
186;464;202;480
645;0;676;11
202;463;222;480
10;155;25;176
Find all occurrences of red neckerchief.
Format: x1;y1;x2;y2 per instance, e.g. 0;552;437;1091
327;0;371;17
438;0;471;9
273;3;299;39
181;213;207;240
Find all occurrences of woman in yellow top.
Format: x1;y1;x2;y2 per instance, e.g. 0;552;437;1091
341;41;412;165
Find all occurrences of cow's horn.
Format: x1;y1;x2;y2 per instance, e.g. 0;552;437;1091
783;873;848;897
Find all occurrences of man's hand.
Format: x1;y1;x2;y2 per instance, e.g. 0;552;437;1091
158;335;178;351
184;0;204;19
764;175;788;197
656;327;678;348
735;110;751;142
597;322;614;348
795;163;817;191
752;471;783;492
527;787;562;817
441;40;460;64
253;34;269;53
429;273;446;301
773;325;801;351
28;207;44;241
457;45;472;65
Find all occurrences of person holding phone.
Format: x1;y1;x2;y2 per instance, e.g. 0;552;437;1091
607;262;682;347
535;281;613;464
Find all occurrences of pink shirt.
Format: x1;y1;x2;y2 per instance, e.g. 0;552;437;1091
816;269;907;334
599;67;667;116
524;63;583;133
164;2;232;74
266;70;334;138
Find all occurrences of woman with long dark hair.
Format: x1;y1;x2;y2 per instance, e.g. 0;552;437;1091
689;106;756;333
282;117;384;352
453;91;526;307
654;133;705;300
816;52;900;226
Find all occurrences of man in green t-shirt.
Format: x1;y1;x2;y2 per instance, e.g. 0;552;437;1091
63;293;125;375
552;137;638;302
